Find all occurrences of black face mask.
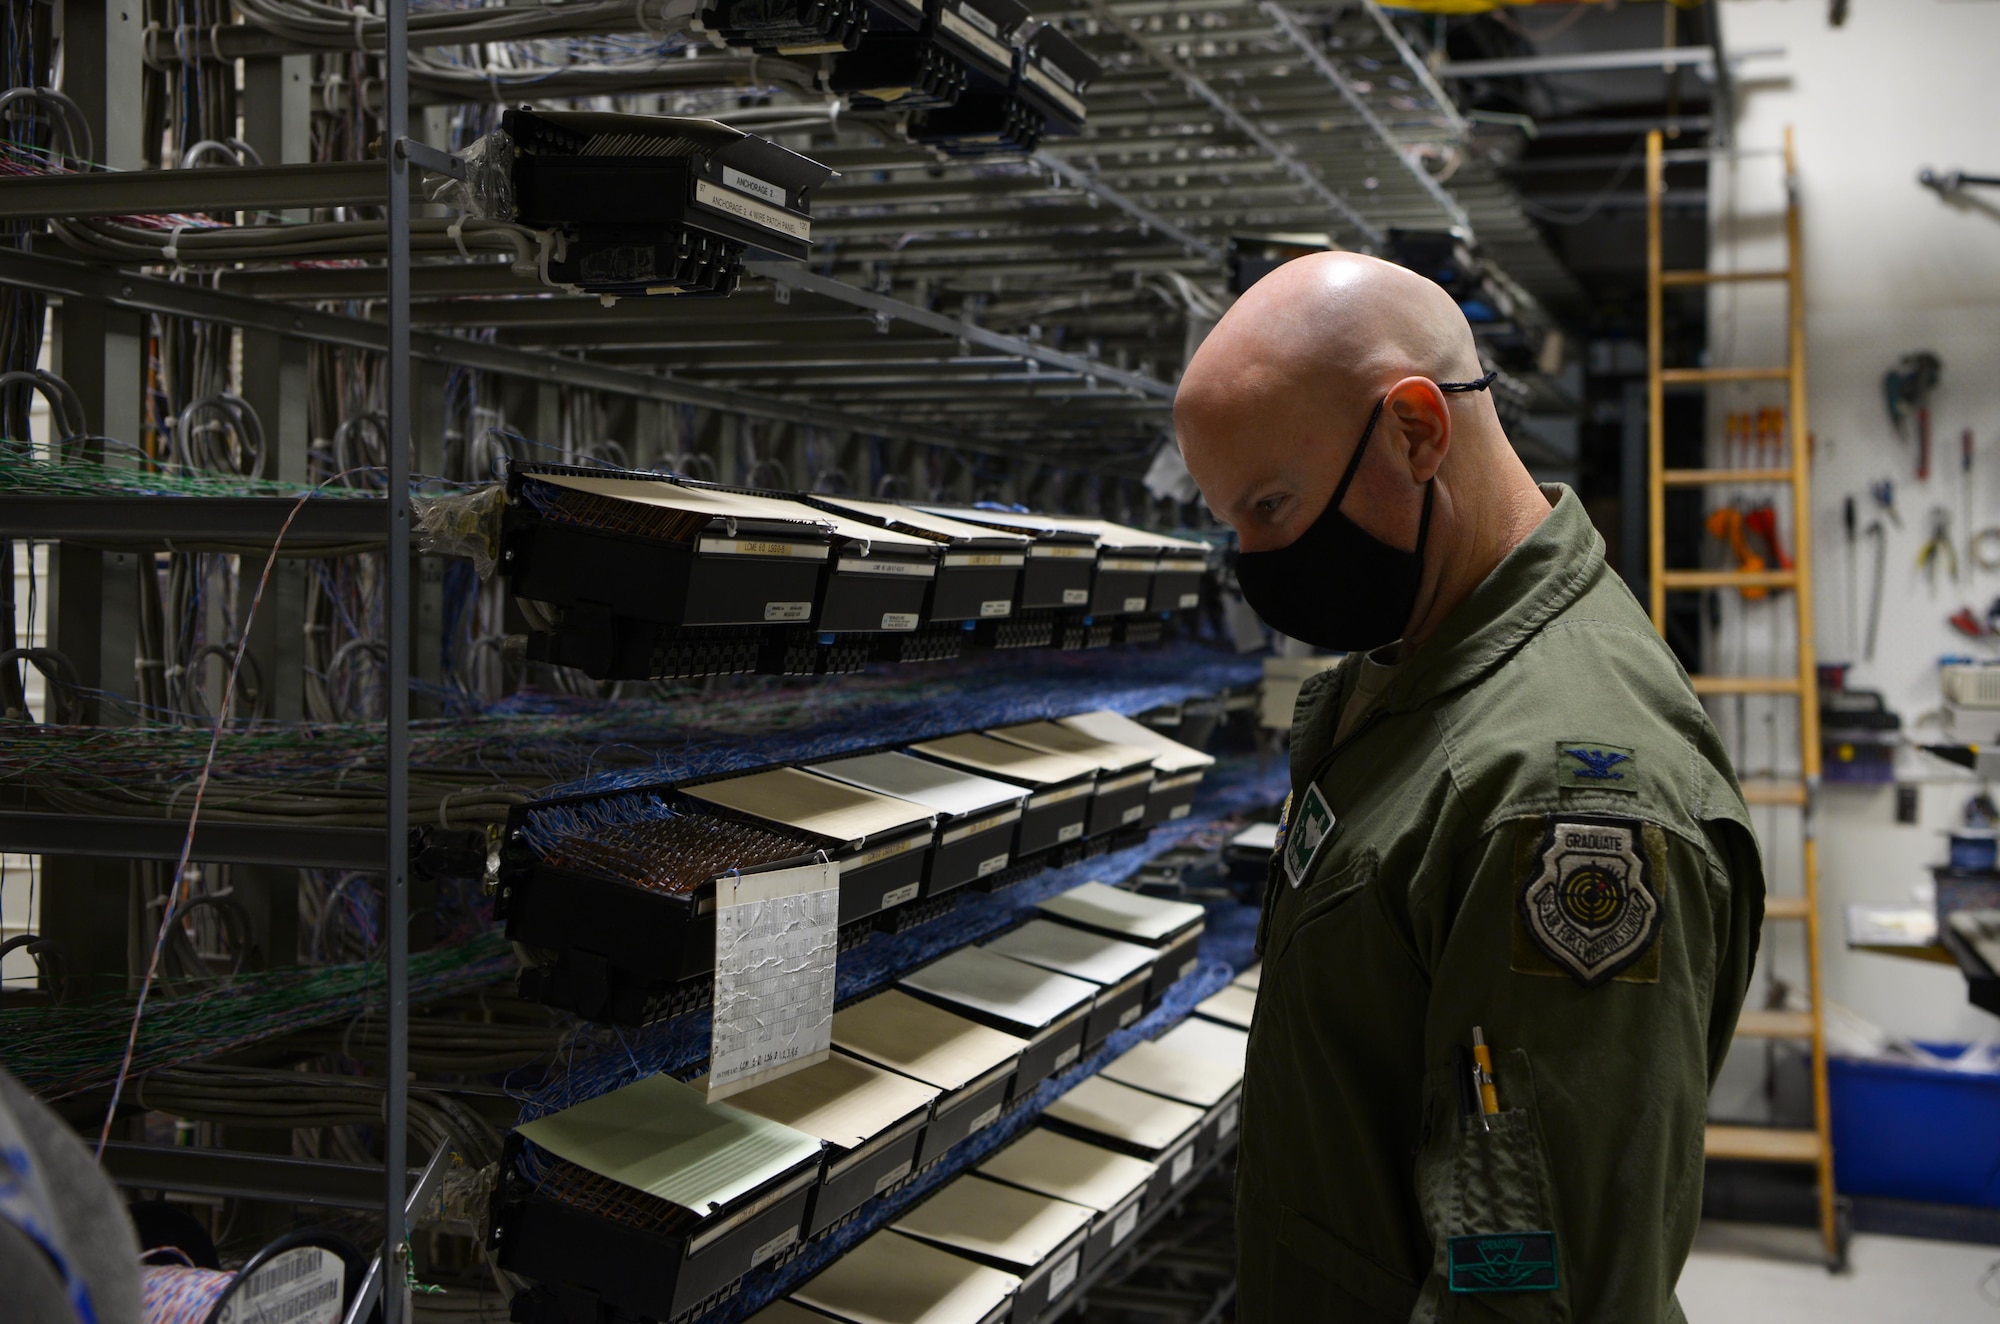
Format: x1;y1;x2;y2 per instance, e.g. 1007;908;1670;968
1234;371;1498;653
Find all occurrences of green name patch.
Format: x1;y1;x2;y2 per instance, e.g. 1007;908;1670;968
1447;1231;1558;1293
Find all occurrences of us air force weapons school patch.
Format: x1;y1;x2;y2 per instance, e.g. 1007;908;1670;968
1514;816;1665;987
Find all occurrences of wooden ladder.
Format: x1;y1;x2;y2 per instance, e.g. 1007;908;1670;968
1645;126;1842;1265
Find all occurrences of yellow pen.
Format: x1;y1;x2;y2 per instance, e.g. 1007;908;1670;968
1471;1026;1500;1126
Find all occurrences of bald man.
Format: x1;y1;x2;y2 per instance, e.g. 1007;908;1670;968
1178;253;1763;1322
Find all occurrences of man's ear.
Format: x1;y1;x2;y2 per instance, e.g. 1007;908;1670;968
1383;377;1450;482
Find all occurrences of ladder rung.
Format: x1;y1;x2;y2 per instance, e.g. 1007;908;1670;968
1705;1124;1824;1164
1661;366;1792;384
1737;1009;1816;1039
1661;268;1791;287
1662;467;1795;487
1660;569;1799;590
1764;896;1812;920
1690;675;1804;696
1741;779;1808;806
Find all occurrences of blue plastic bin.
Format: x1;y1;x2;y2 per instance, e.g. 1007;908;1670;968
1828;1046;2000;1209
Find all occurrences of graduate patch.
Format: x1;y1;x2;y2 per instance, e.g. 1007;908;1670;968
1518;817;1661;987
1447;1232;1558;1293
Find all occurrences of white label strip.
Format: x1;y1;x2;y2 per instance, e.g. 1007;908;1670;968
1121;597;1149;613
694;179;811;243
707;859;840;1101
1029;782;1095;808
976;853;1010;877
1033;545;1096;559
700;536;827;560
1049;1249;1080;1298
941;806;1022;845
1218;1101;1240;1136
1052;1042;1081;1070
937;7;1012;65
1120;804;1146;824
837;557;936;578
881;612;919;632
944;552;1024;567
1062;588;1089;605
1100;558;1159;574
721;165;786;206
1100;770;1153;794
1111;1203;1140;1245
1024;64;1088;120
979;599;1013;617
880;881;921;908
1168;803;1192;820
1056;822;1084;843
1154;772;1204;792
1117;1003;1142;1027
1170;1146;1195;1184
1178;593;1201;608
764;601;811;622
853;833;927;867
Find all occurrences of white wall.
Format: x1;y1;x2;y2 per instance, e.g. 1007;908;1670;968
1711;0;2000;1059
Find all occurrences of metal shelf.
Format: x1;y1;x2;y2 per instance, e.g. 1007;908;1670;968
0;810;384;869
0;494;389;547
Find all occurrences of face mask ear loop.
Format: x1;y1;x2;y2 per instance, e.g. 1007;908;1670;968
1329;398;1388;510
1414;475;1437;560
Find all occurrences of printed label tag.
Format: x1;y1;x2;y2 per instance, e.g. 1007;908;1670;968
1178;957;1199;980
721;165;786;206
976;853;1010;877
872;1160;913;1195
1168;803;1191;820
980;598;1013;617
707;859;839;1101
1178;592;1201;609
1049;1250;1080;1297
1281;783;1336;889
881;612;919;631
751;1225;800;1267
968;1102;1003;1134
1122;596;1149;613
1217;1100;1239;1136
218;1246;344;1324
763;601;810;622
1169;1146;1194;1184
1062;588;1089;605
1111;1204;1140;1245
694;179;809;241
1056;822;1084;843
1120;804;1146;824
1447;1232;1558;1293
1053;1042;1082;1071
1117;1003;1142;1028
880;881;921;908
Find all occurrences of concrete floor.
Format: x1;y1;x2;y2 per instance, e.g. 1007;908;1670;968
1678;1222;2000;1322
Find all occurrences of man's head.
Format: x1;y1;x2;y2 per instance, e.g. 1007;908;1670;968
1175;251;1548;651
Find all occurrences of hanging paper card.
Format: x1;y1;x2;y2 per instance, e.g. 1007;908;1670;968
707;859;840;1102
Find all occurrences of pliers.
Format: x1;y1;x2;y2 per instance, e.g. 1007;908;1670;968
1920;506;1958;587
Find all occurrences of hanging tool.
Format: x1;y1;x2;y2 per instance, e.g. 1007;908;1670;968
1744;503;1794;579
1973;526;2000;573
1963;428;1976;575
1920;506;1959;588
1884;351;1942;480
1705;506;1768;599
1844;495;1858;658
1869;478;1902;529
1865;520;1887;660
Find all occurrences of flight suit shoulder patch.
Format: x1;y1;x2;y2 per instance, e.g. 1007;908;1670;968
1555;740;1637;792
1280;783;1336;889
1511;815;1665;987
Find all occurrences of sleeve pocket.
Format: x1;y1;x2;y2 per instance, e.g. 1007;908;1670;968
1417;1048;1569;1322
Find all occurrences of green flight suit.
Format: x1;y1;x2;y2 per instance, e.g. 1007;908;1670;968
1237;485;1763;1323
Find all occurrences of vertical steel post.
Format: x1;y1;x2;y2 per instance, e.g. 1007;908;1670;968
384;1;413;1320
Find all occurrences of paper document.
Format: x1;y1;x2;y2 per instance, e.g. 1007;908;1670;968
812;751;1025;820
1043;1076;1204;1153
984;920;1155;987
703;1052;938;1152
832;991;1026;1090
899;947;1097;1033
892;1174;1093;1270
792;1230;1020;1324
1057;710;1215;773
1193;984;1256;1030
516;1074;821;1215
1229;822;1280;852
1154;1018;1249;1074
910;733;1099;787
709;859;841;1101
1101;1040;1239;1106
977;1128;1155;1212
988;721;1155;775
1036;881;1203;943
685;768;934;845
